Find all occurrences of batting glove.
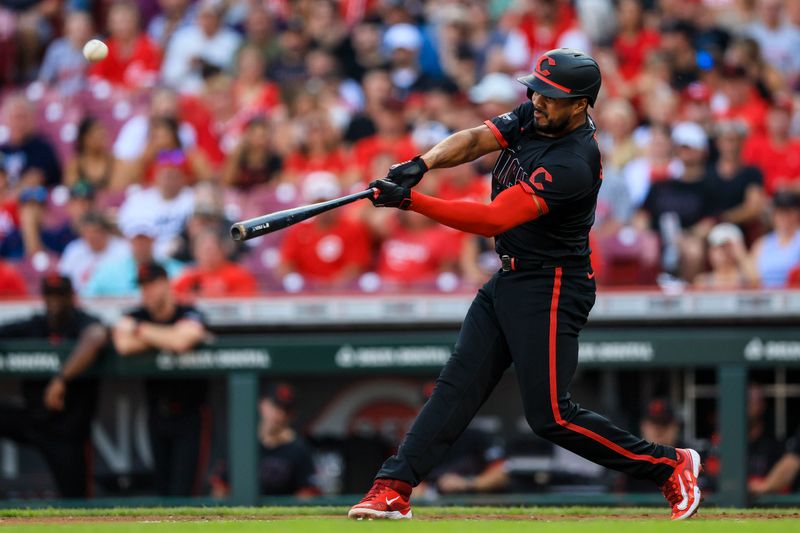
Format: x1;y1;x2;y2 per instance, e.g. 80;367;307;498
369;179;412;209
385;156;428;188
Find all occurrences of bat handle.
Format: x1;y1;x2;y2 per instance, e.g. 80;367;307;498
230;223;247;241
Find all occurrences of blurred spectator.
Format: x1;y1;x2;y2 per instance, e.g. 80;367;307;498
750;190;800;287
231;45;281;118
276;172;371;288
459;235;501;286
375;210;455;287
283;116;348;182
694;223;759;289
0;260;26;296
117;155;195;259
239;4;280;65
161;0;242;93
597;98;639;174
751;423;800;495
170;181;238;263
343;68;393;143
706;120;766;233
147;0;197;49
0;275;107;497
613;0;660;82
746;0;800;84
172;228;257;297
618;399;684;493
37;9;93;96
221;116;283;190
83;221;184;298
511;0;575;69
384;22;428;96
267;21;310;86
63;117;115;190
634;122;714;280
58;211;130;293
467;72;521;125
0;159;18;253
622;125;681;209
112;262;210;497
714;63;768;136
336;16;387;83
88;1;161;90
350;99;418;184
131;117;212;185
211;383;318;498
658;19;699;90
742;96;800;196
0;94;61;189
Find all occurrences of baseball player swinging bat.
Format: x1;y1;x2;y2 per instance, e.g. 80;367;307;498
230;187;378;241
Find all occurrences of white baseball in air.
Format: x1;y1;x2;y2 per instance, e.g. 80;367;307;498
82;39;108;62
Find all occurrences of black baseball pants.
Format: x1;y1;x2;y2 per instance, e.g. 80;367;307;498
377;265;678;486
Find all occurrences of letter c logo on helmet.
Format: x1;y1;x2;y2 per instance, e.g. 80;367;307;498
536;55;556;77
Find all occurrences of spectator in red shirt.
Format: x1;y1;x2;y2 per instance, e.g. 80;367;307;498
350;99;418;184
173;229;257;297
613;0;660;81
276;172;371;287
0;260;26;297
742;96;800;195
88;1;161;90
714;64;769;136
232;45;281;118
514;0;575;67
376;210;455;287
283;116;349;183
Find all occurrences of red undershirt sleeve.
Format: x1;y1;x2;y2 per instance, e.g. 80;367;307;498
409;183;549;237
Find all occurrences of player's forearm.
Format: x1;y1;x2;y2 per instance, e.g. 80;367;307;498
760;454;800;493
421;128;493;170
60;324;107;381
138;322;205;353
409;184;545;237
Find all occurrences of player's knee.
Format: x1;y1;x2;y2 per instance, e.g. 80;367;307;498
525;414;560;438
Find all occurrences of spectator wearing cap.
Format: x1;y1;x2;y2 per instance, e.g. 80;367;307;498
211;383;318;498
618;399;684;493
747;0;800;83
0;94;61;190
706;121;766;234
83;220;185;298
117;151;195;260
679;82;714;132
37;10;93;96
695;223;759;289
58;212;130;294
634;122;715;280
0;275;107;497
172;228;257;297
161;0;242;93
88;1;161;90
742;96;800;196
750;191;800;287
468;73;521;124
383;22;429;96
276;172;371;288
112;262;210;496
64;117;116;191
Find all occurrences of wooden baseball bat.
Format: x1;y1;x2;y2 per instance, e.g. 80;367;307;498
230;188;377;242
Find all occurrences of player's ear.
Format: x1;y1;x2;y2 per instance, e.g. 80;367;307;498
573;98;588;117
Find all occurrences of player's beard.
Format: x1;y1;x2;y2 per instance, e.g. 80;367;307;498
534;113;572;136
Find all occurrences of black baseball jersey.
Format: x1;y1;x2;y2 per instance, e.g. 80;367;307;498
485;101;602;262
125;304;207;411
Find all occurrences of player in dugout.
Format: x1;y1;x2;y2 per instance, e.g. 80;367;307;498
349;49;702;521
0;274;107;498
112;262;211;497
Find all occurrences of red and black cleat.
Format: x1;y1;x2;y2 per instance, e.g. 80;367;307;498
348;478;413;520
661;448;703;521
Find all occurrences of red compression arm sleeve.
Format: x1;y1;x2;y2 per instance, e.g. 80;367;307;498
409;183;549;237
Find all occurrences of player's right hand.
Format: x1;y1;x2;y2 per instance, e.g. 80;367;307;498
369;179;412;209
385;155;428;188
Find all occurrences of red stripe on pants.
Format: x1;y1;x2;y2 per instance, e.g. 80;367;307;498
548;267;677;468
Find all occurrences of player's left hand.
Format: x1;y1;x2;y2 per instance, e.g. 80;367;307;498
369;179;412;209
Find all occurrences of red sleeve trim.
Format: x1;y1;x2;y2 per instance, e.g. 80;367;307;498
483;120;509;149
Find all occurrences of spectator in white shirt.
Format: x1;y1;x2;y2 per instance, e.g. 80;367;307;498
160;0;242;93
147;0;197;49
117;154;195;260
38;10;94;96
747;0;800;83
58;212;130;293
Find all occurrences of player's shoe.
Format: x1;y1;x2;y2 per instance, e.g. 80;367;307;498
661;448;703;521
348;478;413;520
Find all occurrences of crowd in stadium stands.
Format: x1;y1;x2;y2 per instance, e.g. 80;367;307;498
0;0;800;296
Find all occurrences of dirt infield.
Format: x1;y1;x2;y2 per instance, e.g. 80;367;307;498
1;510;798;524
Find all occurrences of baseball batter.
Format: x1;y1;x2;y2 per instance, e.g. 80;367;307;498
349;49;702;521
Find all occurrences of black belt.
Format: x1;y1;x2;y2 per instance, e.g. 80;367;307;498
500;254;589;272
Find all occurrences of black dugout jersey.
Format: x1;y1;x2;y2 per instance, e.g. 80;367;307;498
485;101;602;262
125;305;207;411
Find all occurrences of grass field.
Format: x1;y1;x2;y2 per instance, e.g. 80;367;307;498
0;506;797;532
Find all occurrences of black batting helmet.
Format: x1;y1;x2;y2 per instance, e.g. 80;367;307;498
517;48;602;106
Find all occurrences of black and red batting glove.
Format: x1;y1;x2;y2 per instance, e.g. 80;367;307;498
370;179;412;209
385;155;428;188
